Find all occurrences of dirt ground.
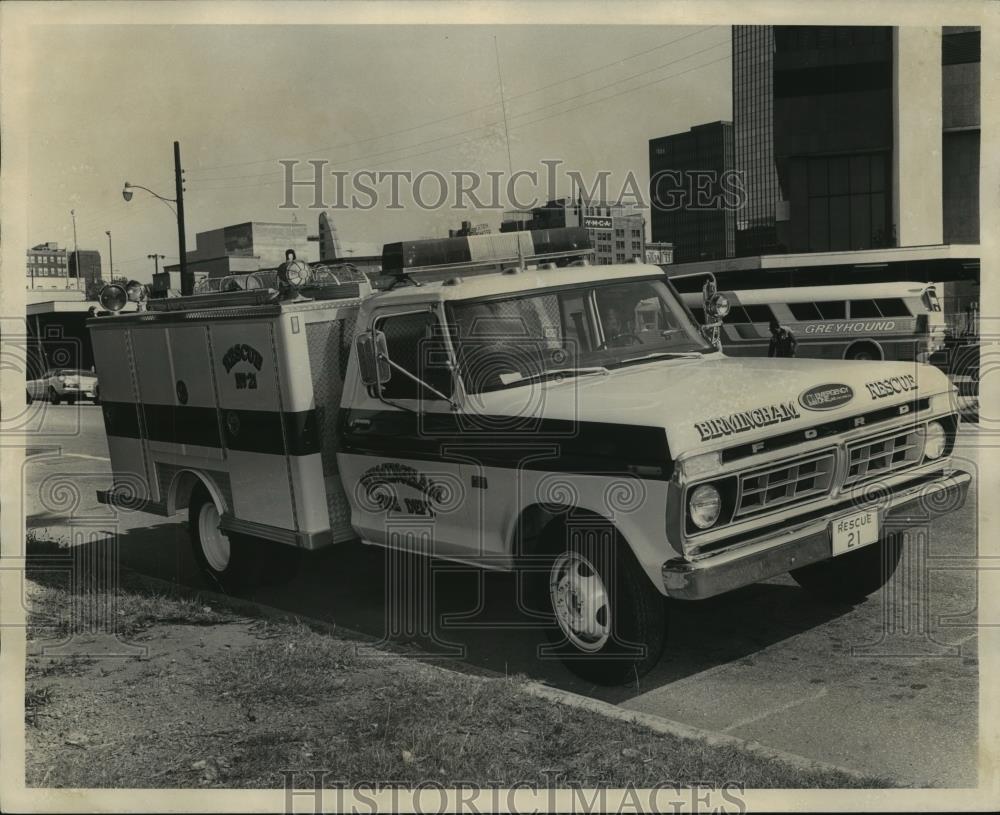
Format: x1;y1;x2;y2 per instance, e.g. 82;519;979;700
22;568;890;790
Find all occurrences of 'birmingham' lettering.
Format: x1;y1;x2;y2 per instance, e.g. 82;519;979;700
695;402;800;442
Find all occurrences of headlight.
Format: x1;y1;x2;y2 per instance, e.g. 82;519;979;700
924;421;947;460
689;484;722;530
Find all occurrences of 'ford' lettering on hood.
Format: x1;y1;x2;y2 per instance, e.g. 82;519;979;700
799;383;854;411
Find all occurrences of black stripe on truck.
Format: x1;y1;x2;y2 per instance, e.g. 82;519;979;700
101;400;321;457
339;408;674;479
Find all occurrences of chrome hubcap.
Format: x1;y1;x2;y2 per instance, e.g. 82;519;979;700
198;501;230;573
549;551;611;652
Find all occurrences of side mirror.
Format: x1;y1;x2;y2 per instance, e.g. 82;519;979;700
356;330;391;386
705;292;730;321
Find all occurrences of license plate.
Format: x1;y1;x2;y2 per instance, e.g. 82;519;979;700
831;509;879;556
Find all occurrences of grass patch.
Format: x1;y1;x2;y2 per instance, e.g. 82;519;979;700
23;556;894;790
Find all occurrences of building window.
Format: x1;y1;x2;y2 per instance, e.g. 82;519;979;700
805;152;889;251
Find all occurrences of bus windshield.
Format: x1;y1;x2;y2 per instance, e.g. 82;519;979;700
447;277;712;393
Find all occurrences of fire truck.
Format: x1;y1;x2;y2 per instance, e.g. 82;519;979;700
89;232;971;684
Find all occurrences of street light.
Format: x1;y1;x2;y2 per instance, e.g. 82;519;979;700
70;209;79;291
121;141;189;293
147;253;166;275
105;230;114;279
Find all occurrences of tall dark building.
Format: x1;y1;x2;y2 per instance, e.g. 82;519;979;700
942;26;980;245
732;26;781;256
648;121;735;263
68;249;102;287
772;26;895;253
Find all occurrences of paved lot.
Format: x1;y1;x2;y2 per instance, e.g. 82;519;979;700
18;402;984;786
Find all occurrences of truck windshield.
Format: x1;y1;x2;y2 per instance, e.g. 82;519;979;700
447;277;712;393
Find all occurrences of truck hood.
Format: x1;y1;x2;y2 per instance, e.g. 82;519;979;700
475;355;951;458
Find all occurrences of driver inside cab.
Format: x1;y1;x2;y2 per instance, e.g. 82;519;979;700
598;301;641;348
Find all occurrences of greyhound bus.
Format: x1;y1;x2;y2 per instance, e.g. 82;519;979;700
680;282;946;362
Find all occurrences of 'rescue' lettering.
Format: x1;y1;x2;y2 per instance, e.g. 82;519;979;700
695;401;800;442
223;343;264;374
865;374;917;400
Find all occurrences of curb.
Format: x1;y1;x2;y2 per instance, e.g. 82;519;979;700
522;681;897;785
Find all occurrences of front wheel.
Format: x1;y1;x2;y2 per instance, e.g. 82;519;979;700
48;387;60;405
791;536;902;603
535;524;666;685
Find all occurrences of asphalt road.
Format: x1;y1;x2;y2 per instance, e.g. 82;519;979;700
19;402;983;786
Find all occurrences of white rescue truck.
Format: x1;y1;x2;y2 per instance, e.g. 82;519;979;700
89;249;971;684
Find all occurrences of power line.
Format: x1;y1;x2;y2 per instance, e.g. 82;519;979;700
185;27;719;179
192;37;729;190
189;49;731;194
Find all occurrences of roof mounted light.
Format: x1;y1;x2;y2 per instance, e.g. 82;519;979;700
99;283;128;313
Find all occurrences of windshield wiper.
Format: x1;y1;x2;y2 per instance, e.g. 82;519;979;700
613;351;704;367
499;366;609;388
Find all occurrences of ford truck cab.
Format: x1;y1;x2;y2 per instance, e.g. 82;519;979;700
90;259;971;685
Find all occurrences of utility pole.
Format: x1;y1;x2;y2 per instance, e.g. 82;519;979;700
147;253;165;275
174;141;190;295
105;230;114;280
70;209;79;290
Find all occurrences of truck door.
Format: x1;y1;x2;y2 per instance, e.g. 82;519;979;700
338;306;473;559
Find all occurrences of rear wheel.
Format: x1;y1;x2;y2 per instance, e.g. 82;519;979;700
48;387;60;405
846;342;881;361
188;484;300;593
791;536;902;603
26;390;33;405
92;385;101;404
533;522;666;685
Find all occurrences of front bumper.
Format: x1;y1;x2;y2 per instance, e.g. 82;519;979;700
661;469;972;600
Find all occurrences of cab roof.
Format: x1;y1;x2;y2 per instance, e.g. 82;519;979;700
370;262;666;305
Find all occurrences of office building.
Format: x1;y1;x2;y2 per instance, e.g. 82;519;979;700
732;26;781;256
648;121;736;263
68;249;103;289
448;220;491;238
645;242;674;265
165;221;313;279
942;26;980;245
501;199;645;265
26;242;82;291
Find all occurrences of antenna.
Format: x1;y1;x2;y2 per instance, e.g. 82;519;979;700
494;36;514;181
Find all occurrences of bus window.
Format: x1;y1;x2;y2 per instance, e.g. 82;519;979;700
874;298;911;317
849;300;881;318
789;302;821;321
743;305;775;323
815;301;846;319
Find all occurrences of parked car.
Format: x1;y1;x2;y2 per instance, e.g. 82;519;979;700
26;368;99;405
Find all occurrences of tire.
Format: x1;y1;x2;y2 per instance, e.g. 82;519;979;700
48;387;60;405
93;386;101;405
188;484;300;593
26;390;33;405
66;396;77;406
532;522;667;685
846;343;880;362
790;536;902;603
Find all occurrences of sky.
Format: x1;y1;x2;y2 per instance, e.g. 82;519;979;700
23;24;731;282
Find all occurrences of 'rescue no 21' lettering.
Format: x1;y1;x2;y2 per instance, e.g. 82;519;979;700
695;402;800;442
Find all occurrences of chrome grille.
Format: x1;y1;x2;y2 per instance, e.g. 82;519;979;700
735;451;836;519
843;426;924;487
